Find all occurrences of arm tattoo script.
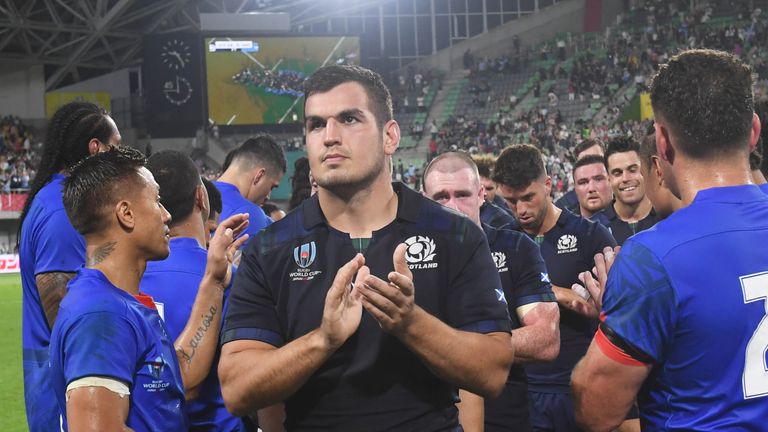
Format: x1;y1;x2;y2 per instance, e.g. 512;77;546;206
87;241;117;266
35;272;77;328
179;306;218;365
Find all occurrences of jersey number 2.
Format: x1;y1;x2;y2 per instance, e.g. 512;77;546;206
741;272;768;399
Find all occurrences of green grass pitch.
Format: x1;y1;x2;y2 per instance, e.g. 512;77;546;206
0;273;28;431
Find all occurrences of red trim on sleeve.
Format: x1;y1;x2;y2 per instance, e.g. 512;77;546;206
595;327;649;367
134;293;157;310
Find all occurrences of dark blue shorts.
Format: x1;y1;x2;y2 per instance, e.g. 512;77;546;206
527;390;583;432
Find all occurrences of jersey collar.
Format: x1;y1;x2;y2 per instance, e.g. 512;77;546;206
693;184;767;203
302;181;420;230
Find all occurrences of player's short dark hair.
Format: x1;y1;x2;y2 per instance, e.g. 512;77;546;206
202;177;222;216
638;122;658;170
63;146;147;236
573;139;604;160
573;154;606;177
223;134;286;175
604;136;640;170
492;144;546;189
303;65;393;130
146;150;201;226
650;49;754;159
472;154;496;178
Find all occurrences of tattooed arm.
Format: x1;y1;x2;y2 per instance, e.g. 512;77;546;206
175;214;249;398
36;272;77;328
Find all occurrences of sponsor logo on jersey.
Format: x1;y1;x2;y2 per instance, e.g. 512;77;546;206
557;234;578;254
492;252;508;273
405;235;438;270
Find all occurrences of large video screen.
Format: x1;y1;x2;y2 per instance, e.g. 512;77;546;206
205;36;360;125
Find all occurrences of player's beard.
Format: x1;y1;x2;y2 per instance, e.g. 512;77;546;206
316;147;387;199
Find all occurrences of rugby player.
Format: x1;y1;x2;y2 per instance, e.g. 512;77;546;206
219;65;514;431
493;144;616;432
18;101;120;431
50;147;247;431
423;151;559;432
572;48;768;431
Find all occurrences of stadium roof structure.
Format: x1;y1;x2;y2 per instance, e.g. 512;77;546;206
0;0;392;90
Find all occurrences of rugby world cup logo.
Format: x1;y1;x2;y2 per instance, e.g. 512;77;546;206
148;356;165;379
293;241;317;268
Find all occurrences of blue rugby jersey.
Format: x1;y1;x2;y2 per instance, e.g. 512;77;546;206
600;185;768;430
214;181;271;249
760;182;768;193
19;173;86;431
50;268;188;432
223;183;511;432
140;237;243;431
525;209;616;391
482;224;555;431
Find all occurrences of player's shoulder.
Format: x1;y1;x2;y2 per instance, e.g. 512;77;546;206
632;186;768;256
560;207;609;237
249;197;316;257
61;271;134;318
29;175;67;215
483;223;533;252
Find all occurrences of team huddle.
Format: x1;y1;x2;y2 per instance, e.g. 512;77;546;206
20;49;768;432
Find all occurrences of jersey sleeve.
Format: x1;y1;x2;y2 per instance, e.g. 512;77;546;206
35;209;85;275
510;235;556;308
221;239;284;347
60;312;140;386
445;223;511;334
600;239;677;364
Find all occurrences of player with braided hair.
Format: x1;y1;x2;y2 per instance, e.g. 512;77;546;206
18;101;120;432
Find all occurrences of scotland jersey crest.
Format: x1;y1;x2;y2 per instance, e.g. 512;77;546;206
294;241;317;268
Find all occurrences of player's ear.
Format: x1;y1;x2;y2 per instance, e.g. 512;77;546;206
88;138;102;156
115;200;135;230
544;176;552;195
382;119;400;155
655;122;675;165
748;113;761;154
195;184;208;213
252;168;266;185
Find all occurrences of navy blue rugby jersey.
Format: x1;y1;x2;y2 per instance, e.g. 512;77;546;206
223;182;511;432
524;209;616;390
593;202;658;245
481;201;521;231
482;224;555;431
